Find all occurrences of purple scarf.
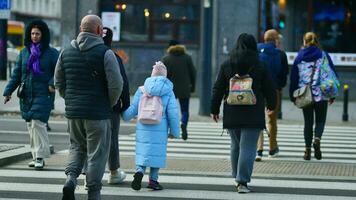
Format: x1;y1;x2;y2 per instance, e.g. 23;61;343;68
27;43;42;75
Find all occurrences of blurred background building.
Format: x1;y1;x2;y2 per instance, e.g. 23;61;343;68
2;0;356;106
9;0;61;47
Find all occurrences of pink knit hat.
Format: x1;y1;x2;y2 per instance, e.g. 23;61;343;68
151;61;167;77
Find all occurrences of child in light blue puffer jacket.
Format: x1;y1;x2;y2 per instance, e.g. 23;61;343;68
122;61;180;191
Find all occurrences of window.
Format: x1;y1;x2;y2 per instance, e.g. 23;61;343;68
313;0;356;53
100;0;200;44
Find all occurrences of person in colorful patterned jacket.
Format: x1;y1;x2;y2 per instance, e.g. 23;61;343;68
289;32;338;161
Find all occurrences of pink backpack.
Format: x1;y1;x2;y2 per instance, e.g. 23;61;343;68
138;86;163;124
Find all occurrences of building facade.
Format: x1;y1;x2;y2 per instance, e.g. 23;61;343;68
61;0;356;100
10;0;62;46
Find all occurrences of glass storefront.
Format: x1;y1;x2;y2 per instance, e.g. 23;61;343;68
100;0;200;44
313;0;356;53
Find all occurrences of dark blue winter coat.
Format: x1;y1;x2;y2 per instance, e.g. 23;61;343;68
257;42;289;90
3;47;59;122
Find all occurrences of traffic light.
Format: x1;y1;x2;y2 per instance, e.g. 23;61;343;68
278;14;286;29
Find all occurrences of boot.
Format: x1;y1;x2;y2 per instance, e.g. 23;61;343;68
303;148;311;160
313;139;322;160
181;124;188;140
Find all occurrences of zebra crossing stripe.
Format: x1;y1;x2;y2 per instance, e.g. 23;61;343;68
0;169;356;200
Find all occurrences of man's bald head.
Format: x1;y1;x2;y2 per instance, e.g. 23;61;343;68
80;15;103;35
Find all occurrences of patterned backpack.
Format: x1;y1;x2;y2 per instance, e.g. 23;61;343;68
138;86;163;124
226;74;256;105
319;53;340;98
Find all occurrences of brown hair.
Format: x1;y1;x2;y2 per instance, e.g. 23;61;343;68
303;32;321;48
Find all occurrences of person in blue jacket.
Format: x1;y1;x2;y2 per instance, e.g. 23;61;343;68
289;32;338;161
122;61;180;191
3;20;59;169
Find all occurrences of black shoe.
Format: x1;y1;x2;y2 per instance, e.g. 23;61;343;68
181;124;187;140
303;148;311;160
131;172;143;191
313;140;322;160
46;123;51;131
268;147;279;158
62;177;76;200
147;179;163;190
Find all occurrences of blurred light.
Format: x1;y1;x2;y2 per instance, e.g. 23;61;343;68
164;12;171;19
279;21;285;29
122;4;127;10
347;11;352;18
278;0;286;10
144;8;149;12
144;11;150;17
182;16;187;20
115;4;120;10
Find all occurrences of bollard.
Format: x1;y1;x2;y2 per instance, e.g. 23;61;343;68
342;84;349;122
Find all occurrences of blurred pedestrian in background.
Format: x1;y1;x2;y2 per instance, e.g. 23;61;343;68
255;29;289;161
162;40;196;140
3;19;59;170
289;32;339;161
55;15;123;200
122;61;180;191
210;33;276;193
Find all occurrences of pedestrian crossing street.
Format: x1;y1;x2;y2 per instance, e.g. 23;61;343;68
1;121;356;199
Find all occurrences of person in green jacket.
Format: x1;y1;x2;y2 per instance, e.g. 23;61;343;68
3;19;59;169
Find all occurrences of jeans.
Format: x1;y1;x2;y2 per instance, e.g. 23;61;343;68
178;98;189;125
302;101;328;148
136;165;160;181
229;128;261;183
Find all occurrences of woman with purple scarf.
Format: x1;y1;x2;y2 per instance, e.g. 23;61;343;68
3;20;59;169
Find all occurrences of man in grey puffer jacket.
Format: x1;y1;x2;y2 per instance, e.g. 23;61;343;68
55;15;123;200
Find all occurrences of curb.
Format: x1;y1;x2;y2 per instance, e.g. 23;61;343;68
0;145;55;167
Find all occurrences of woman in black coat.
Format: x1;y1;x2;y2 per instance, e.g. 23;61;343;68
210;33;276;193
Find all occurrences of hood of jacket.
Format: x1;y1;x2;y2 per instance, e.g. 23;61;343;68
70;32;104;51
257;42;279;56
143;76;173;96
232;50;259;76
295;45;322;64
167;45;186;56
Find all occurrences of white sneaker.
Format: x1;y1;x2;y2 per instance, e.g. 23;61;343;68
108;169;126;184
34;158;45;170
237;183;250;193
28;160;35;167
83;176;88;190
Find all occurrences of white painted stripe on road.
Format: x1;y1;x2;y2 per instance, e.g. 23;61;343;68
1;118;356;130
0;182;354;200
0;170;356;191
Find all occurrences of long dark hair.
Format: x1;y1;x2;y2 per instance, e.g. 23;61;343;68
229;33;259;75
24;19;50;51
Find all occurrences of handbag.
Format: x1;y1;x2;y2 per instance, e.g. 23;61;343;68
293;63;316;109
17;81;26;98
293;85;313;108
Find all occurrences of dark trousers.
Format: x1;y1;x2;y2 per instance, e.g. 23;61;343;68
108;112;120;170
302;101;328;148
179;98;190;125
